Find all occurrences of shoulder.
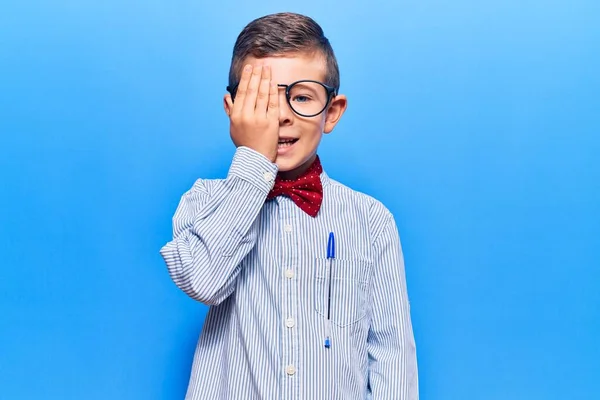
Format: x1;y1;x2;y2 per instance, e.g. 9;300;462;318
324;175;394;239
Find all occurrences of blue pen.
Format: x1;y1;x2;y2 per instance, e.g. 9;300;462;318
325;232;335;348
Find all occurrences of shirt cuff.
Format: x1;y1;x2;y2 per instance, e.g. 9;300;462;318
227;146;278;194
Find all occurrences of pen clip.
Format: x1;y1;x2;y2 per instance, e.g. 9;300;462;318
327;232;335;259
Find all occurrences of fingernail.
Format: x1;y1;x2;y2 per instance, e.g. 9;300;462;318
244;65;252;72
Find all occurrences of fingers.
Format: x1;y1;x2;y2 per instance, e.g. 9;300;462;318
230;63;277;120
267;81;279;120
231;65;252;118
243;64;263;112
255;65;271;114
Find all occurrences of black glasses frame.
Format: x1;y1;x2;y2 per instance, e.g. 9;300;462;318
226;79;337;118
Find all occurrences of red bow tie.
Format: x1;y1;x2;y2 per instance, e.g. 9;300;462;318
266;156;323;217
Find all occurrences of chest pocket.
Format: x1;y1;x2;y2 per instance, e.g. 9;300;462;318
313;258;371;328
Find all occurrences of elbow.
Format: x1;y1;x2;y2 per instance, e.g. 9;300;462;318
180;280;229;306
165;260;230;306
160;236;233;306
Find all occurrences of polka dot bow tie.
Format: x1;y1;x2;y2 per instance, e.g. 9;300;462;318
266;156;324;217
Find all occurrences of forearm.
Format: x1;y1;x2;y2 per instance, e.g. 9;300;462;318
160;147;277;305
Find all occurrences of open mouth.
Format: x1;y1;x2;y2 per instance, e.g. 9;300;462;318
278;138;299;148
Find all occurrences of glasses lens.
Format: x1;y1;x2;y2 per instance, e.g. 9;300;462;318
287;81;329;116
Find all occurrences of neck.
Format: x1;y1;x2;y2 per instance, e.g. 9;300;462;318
277;154;318;180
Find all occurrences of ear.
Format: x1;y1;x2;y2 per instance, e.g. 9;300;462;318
323;94;347;134
223;94;233;117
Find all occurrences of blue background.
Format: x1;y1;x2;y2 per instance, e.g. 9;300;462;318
1;1;599;399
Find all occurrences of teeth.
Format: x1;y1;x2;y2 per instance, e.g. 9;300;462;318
278;139;296;146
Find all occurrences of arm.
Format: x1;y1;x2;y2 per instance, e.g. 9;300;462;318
367;213;419;399
159;146;277;305
161;62;281;306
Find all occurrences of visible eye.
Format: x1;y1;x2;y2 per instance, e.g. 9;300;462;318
292;95;312;103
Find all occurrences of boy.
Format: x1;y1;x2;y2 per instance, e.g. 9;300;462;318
160;12;418;399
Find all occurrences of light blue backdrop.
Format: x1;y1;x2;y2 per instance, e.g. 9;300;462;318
1;1;598;399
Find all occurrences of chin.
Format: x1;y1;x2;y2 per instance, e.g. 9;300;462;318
275;159;299;172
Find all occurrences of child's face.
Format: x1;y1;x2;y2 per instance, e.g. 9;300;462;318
227;52;347;179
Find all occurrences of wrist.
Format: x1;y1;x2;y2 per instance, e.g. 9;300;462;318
228;146;278;193
243;143;277;163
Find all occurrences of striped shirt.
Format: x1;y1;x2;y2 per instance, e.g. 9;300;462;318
160;147;418;399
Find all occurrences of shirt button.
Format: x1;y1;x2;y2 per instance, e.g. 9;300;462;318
263;172;274;182
285;318;295;328
285;269;294;279
285;365;296;376
284;224;292;233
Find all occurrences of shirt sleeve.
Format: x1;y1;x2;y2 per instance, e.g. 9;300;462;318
159;146;278;306
367;212;419;399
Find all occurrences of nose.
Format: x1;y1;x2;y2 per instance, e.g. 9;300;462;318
278;91;293;126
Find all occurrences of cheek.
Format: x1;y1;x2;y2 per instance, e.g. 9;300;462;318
299;116;327;136
301;122;325;143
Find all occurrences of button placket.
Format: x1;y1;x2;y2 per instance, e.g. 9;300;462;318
278;199;300;392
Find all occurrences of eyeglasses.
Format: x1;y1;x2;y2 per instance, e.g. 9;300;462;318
226;80;337;118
